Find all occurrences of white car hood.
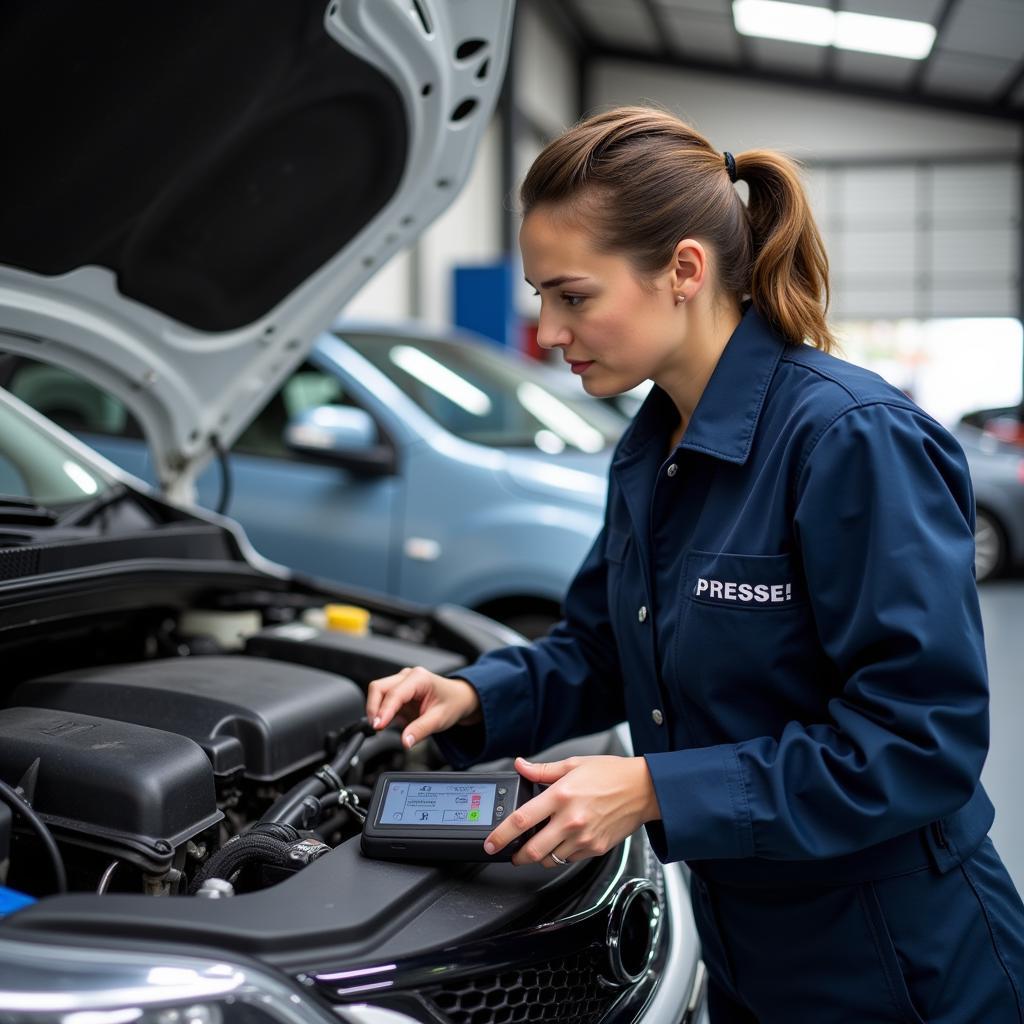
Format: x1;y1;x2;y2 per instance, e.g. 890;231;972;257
0;0;513;501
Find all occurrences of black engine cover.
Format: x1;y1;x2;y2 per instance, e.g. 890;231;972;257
0;706;220;871
13;656;365;781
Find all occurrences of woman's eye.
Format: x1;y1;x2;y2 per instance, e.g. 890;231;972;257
562;294;586;308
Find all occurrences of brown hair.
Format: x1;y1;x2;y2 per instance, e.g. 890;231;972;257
520;106;836;352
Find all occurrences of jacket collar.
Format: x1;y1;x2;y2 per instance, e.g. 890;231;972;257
614;302;786;469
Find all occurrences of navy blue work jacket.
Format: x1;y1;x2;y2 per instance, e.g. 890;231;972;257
440;304;994;885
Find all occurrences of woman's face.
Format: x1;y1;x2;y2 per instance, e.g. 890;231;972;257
519;206;684;398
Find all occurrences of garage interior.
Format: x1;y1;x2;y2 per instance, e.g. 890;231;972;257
345;0;1024;889
0;2;1022;1022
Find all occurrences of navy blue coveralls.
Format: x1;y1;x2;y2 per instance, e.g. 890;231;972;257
439;304;1024;1022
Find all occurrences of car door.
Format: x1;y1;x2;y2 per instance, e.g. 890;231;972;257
1;355;400;595
199;360;399;593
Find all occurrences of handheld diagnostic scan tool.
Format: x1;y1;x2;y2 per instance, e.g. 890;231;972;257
361;771;539;862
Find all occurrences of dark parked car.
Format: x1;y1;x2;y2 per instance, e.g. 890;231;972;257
955;404;1024;580
0;5;707;1024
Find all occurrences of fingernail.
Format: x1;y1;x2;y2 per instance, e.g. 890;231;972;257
373;716;381;728
484;841;495;855
404;733;415;747
519;758;533;766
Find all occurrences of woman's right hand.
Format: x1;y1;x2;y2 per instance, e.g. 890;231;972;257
366;666;482;748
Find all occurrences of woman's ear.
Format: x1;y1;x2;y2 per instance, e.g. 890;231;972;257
670;238;706;299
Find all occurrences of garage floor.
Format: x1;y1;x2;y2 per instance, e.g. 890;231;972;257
979;579;1024;892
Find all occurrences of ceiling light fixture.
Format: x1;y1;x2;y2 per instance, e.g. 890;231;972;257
733;1;936;60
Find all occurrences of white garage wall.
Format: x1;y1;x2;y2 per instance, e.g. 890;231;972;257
589;59;1022;161
515;2;579;139
417;115;505;330
341;117;503;329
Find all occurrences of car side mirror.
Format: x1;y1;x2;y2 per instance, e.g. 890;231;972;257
284;405;396;476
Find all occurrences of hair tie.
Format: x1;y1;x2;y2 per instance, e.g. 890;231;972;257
723;151;737;183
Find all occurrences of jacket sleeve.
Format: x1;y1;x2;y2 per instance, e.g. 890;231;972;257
435;521;627;768
644;402;990;863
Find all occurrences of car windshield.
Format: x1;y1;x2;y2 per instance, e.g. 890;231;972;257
340;331;627;453
0;391;116;507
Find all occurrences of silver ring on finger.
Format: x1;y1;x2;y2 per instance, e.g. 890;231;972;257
550;852;569;866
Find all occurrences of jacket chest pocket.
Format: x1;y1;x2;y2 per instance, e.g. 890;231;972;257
686;549;807;611
675;549;829;733
604;528;640;641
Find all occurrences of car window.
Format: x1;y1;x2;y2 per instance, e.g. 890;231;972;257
0;453;29;496
340;331;627;454
0;394;116;505
233;362;356;459
0;357;144;439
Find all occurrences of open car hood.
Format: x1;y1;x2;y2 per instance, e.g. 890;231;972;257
0;0;513;501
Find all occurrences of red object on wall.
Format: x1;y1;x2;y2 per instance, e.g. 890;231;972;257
521;320;543;361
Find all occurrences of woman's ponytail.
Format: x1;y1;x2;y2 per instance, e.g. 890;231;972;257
735;150;836;352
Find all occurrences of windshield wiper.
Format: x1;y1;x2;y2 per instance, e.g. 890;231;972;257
0;495;59;526
0;486;132;530
56;483;130;528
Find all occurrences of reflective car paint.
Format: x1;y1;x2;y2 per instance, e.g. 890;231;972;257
29;327;618;622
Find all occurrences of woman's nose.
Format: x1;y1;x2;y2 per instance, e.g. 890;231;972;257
535;309;570;350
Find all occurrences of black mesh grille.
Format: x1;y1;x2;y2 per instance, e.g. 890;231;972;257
427;946;617;1024
0;546;40;581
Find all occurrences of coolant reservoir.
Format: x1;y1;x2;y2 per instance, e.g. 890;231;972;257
180;609;262;650
324;604;371;635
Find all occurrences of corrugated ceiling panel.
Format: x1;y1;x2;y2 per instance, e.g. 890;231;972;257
941;0;1024;62
659;11;741;61
834;50;919;87
922;50;1019;98
748;37;829;73
654;0;731;14
838;0;944;20
568;0;1021;111
574;0;662;49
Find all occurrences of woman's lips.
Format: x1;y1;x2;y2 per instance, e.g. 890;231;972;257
568;360;594;375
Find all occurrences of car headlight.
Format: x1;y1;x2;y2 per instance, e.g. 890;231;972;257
0;938;338;1024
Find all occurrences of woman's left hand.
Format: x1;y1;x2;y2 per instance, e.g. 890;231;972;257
484;755;662;867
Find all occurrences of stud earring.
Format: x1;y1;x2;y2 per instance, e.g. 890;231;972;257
675;294;686;305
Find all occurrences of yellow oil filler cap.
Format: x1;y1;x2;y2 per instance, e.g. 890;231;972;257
324;603;371;635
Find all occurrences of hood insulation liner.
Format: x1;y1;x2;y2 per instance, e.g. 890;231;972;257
0;2;408;332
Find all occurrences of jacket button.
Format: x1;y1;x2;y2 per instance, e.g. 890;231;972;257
638;605;648;623
666;463;678;477
652;709;664;725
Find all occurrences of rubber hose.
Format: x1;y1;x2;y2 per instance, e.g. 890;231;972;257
348;731;404;784
188;832;296;895
259;731;367;827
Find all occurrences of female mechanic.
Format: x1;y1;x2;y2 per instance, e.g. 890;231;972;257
366;106;1024;1022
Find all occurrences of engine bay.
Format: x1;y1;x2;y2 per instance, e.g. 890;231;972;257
0;596;471;901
